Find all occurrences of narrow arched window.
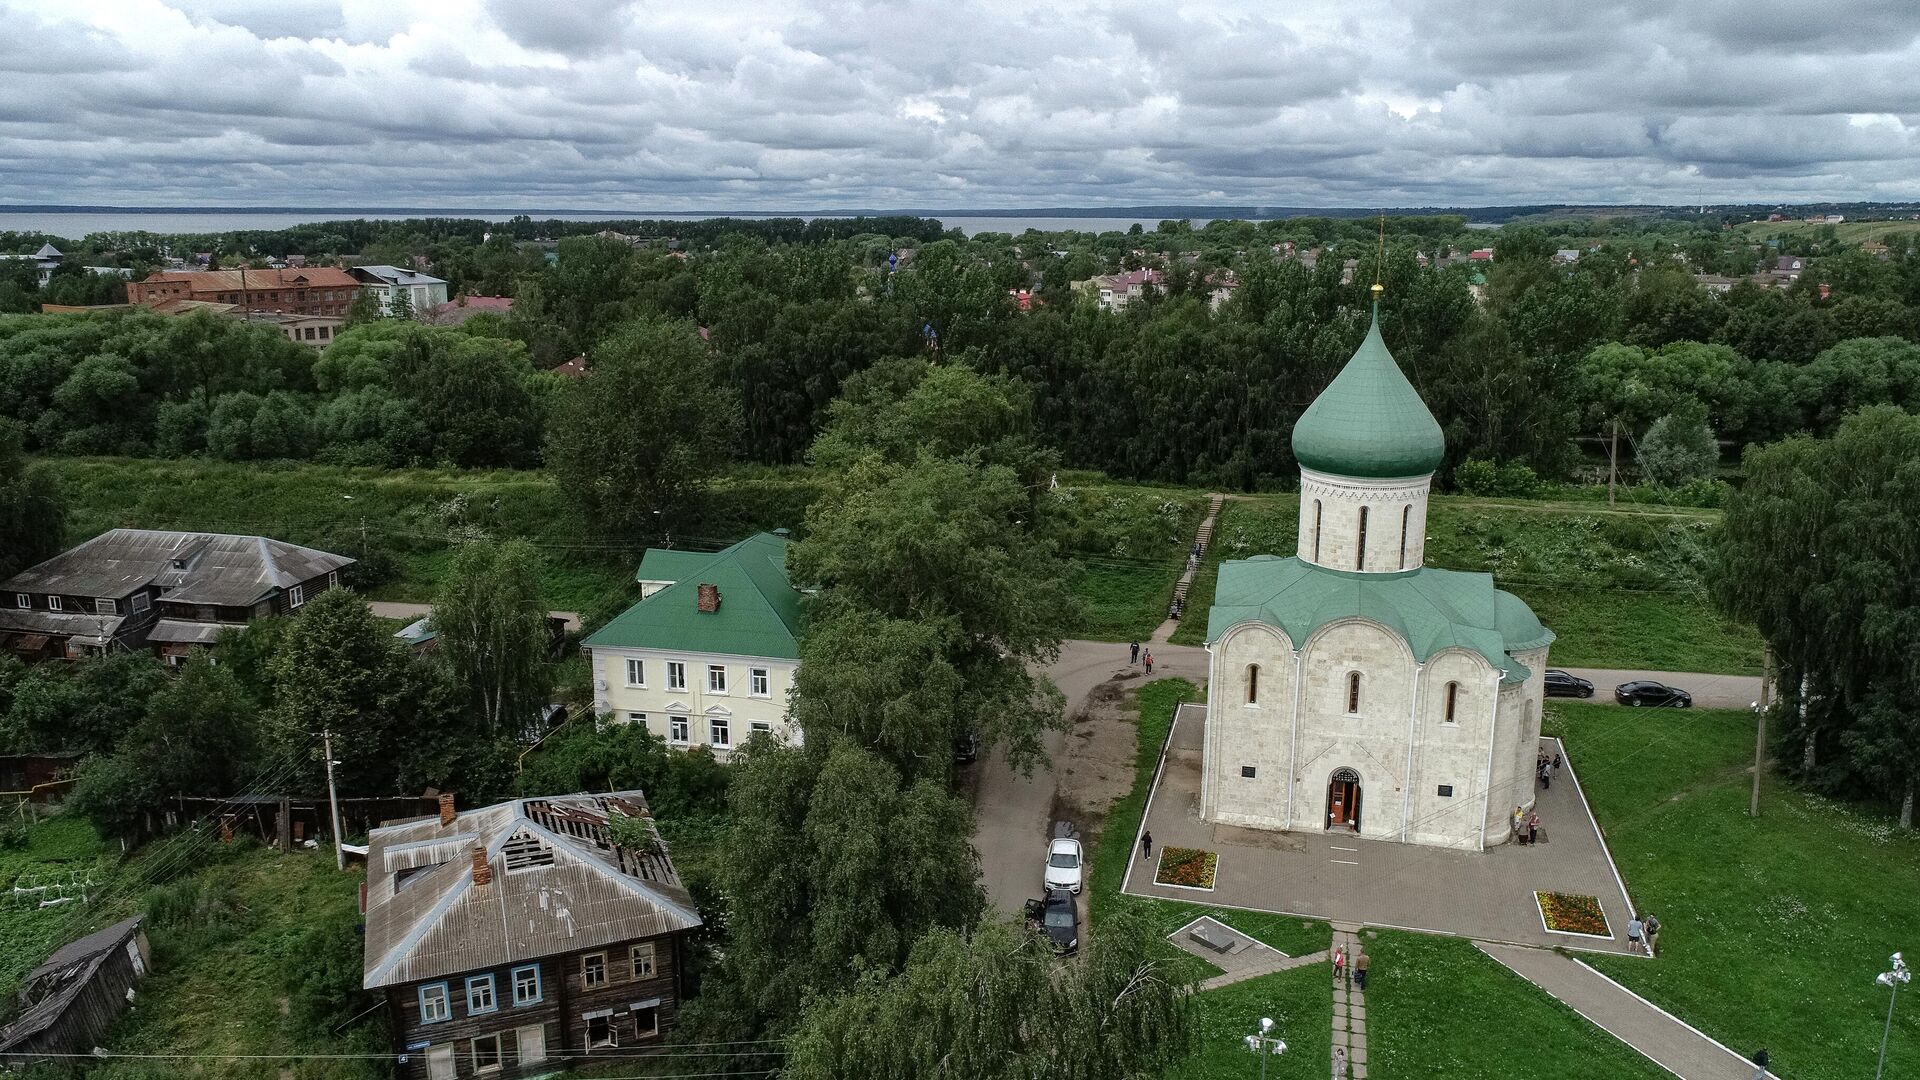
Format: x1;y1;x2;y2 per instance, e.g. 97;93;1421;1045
1356;506;1369;570
1312;500;1323;561
1346;672;1361;714
1247;664;1259;705
1444;681;1459;723
1400;504;1412;570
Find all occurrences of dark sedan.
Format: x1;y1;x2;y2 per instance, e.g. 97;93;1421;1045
1614;680;1693;708
1543;669;1595;698
1025;889;1079;954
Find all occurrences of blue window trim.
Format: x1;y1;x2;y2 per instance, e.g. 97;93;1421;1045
417;981;451;1024
511;964;543;1006
466;973;499;1016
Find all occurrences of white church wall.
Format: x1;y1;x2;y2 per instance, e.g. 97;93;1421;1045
1297;468;1432;572
1285;619;1416;839
1205;624;1298;826
1488;645;1553;844
1404;649;1504;847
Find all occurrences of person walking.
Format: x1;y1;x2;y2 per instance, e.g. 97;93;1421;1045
1332;945;1347;985
1354;950;1371;992
1139;831;1153;860
1643;913;1661;955
1130;640;1140;665
1627;915;1645;954
1143;648;1154;674
1749;1047;1770;1079
1333;1046;1348;1078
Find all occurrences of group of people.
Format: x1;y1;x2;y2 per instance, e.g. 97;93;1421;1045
1536;748;1562;789
1330;947;1372;1078
1511;805;1544;844
1627;912;1662;956
1128;641;1155;673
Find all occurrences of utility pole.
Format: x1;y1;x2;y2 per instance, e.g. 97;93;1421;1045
1607;419;1620;507
322;729;345;871
1751;644;1772;818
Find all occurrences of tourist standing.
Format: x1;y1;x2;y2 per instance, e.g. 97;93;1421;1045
1333;1046;1348;1078
1512;805;1525;840
1526;810;1540;845
1130;640;1140;665
1750;1048;1770;1079
1332;945;1346;984
1643;913;1661;954
1354;950;1371;992
1143;648;1154;674
1627;915;1645;953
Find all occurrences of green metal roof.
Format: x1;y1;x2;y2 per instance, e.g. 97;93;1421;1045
1290;304;1446;479
1206;555;1552;686
634;548;720;584
587;533;804;660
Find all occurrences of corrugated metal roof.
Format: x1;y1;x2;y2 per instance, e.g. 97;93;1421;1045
0;529;352;606
587;533;803;659
145;619;247;645
0;609;125;640
350;265;448;288
361;791;701;989
0;917;143;1052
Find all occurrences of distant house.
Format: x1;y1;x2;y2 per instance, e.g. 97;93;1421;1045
1552;248;1582;264
0;918;151;1066
363;791;702;1080
1467;248;1495;262
1078;268;1165;311
0;529;353;663
424;295;515;327
128;267;360;316
1693;274;1738;294
350;265;451;316
584;532;803;751
0;244;66;287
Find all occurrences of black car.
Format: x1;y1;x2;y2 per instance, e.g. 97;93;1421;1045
1025;889;1079;954
1614;680;1692;708
953;731;980;765
1543;669;1595;698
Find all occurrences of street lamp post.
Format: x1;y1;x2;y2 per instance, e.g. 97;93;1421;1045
1875;951;1909;1080
1242;1016;1285;1080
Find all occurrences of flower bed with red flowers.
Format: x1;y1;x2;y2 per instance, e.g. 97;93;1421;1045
1535;891;1611;937
1154;846;1218;890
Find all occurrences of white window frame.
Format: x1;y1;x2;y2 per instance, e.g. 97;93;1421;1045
95;598;117;615
418;982;452;1024
469;1032;504;1074
631;1002;660;1039
709;714;730;748
669;715;689;744
47;596;61;612
625;658;646;687
626;712;648;733
328;570;339;588
13;593;26;609
581;952;608;989
630;943;655;979
749;667;770;697
130;592;150;613
750;721;773;737
288;584;305;608
707;665;728;694
585;1010;619;1050
465;974;498;1015
666;661;686;691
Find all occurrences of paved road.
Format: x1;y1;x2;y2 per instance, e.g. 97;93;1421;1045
1560;667;1764;711
367;600;583;632
1478;942;1771;1079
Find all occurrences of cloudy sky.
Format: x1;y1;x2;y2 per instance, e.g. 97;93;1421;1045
4;0;1919;210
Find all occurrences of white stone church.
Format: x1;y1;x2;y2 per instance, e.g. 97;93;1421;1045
1202;291;1553;850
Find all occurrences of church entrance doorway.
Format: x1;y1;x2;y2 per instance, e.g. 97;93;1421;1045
1326;768;1361;831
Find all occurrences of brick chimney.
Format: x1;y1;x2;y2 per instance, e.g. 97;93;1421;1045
696;583;721;613
439;792;456;827
471;846;492;886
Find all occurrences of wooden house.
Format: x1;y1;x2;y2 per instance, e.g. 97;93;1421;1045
0;917;151;1066
0;529;353;663
362;791;702;1080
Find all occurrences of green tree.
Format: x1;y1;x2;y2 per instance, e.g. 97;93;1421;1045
1636;401;1718;487
544;318;739;539
431;540;552;739
385;286;414;322
266;587;415;794
1713;405;1920;825
784;911;1195;1080
0;419;64;579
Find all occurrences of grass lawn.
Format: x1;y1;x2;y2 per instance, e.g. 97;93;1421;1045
1364;930;1669;1079
1053;486;1206;641
0;815;115;1000
1164;963;1331;1080
1169;494;1761;673
1069;561;1182;642
1549;701;1920;1080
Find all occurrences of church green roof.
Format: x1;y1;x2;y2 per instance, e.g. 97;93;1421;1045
1206;555;1552;685
586;533;804;660
1290;305;1446;479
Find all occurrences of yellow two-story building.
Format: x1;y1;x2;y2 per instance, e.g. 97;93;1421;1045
583;533;803;753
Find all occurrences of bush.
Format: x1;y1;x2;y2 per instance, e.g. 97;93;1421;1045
1638;402;1718;488
1454;457;1542;498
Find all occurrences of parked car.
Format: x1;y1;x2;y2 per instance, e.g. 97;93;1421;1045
1614;680;1692;708
953;730;979;765
1025;889;1079;954
1044;836;1083;894
1543;669;1595;698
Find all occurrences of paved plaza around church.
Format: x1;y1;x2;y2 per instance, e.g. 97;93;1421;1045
1123;704;1644;955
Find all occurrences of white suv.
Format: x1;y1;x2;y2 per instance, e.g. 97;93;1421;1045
1044;837;1083;894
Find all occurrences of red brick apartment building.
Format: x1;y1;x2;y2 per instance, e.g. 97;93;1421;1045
127;267;360;316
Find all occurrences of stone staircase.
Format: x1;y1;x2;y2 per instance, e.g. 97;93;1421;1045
1166;492;1226;615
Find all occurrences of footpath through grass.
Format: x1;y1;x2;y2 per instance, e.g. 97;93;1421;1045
1364;930;1668;1079
1171;494;1762;673
1549;701;1919;1080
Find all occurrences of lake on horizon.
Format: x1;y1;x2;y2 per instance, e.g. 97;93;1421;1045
0;210;1249;241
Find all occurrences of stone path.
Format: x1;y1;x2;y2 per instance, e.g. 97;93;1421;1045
1332;925;1369;1079
1150;492;1224;644
1199;947;1329;991
1477;942;1771;1080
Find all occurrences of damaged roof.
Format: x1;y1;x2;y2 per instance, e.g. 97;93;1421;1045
361;791;701;990
0;529;352;606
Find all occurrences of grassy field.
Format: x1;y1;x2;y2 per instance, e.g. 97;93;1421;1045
1167;495;1763;673
0;815;116;1000
1164;964;1331;1080
1548;701;1919;1080
1054;486;1206;642
1364;930;1669;1079
1734;218;1920;246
